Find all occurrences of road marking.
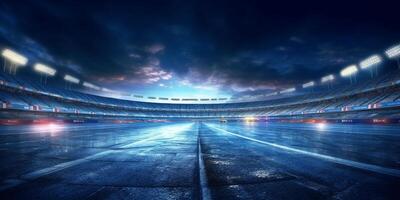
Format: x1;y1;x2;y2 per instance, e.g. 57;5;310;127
226;123;400;137
197;130;212;200
206;124;400;178
0;123;194;192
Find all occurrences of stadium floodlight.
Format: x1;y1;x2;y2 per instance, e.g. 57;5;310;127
83;82;93;88
101;88;113;92
340;65;358;77
385;44;400;59
1;49;28;66
265;92;278;97
281;87;296;94
244;116;256;123
34;63;56;76
64;74;80;84
360;55;382;69
302;81;315;88
321;74;334;83
83;82;100;90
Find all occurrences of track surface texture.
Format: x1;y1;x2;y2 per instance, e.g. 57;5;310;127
0;122;399;199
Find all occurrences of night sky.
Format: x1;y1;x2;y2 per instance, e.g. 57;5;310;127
0;0;399;98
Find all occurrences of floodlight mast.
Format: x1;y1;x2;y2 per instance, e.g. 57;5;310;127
302;81;315;92
321;74;334;83
385;44;400;69
64;74;80;84
1;49;28;75
385;45;400;59
83;82;100;90
101;88;114;93
321;74;334;89
360;55;382;69
280;87;296;94
265;92;278;97
302;81;315;88
64;74;80;89
34;63;56;84
360;55;382;77
340;65;358;84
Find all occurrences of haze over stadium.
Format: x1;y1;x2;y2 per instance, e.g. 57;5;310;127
0;0;400;199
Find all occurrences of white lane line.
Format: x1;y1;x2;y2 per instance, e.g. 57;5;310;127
205;124;400;178
0;123;194;192
197;131;212;200
226;124;400;137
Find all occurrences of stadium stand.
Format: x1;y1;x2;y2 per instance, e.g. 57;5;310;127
1;69;400;120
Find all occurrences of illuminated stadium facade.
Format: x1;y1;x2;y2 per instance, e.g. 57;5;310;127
1;56;400;120
0;46;400;121
1;44;400;122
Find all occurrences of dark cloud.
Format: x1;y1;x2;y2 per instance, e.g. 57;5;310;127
0;0;399;94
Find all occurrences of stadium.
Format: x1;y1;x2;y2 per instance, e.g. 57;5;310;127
0;1;400;200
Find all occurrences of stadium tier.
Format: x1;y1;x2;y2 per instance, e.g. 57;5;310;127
1;70;400;120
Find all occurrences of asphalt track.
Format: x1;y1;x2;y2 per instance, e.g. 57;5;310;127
0;122;399;199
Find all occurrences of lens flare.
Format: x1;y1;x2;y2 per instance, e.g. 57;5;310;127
31;123;64;136
316;123;326;131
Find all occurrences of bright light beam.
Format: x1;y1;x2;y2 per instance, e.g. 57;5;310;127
385;44;400;59
340;65;358;77
302;81;315;88
83;82;100;90
280;87;296;94
1;49;28;66
265;92;278;97
316;122;327;131
102;88;113;92
360;55;382;69
244;116;256;122
321;74;334;83
64;74;80;84
34;63;56;76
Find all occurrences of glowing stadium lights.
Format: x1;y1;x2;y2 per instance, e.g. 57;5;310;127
385;44;400;59
83;82;93;88
64;74;80;84
265;92;278;97
101;88;113;92
360;55;382;69
34;63;56;76
280;87;296;94
1;49;28;66
101;88;109;92
1;49;28;75
31;123;65;135
244;116;256;123
340;65;358;77
302;81;315;88
316;122;327;131
321;74;334;83
83;82;100;90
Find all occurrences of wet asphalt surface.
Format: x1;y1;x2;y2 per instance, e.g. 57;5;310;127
0;122;399;199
